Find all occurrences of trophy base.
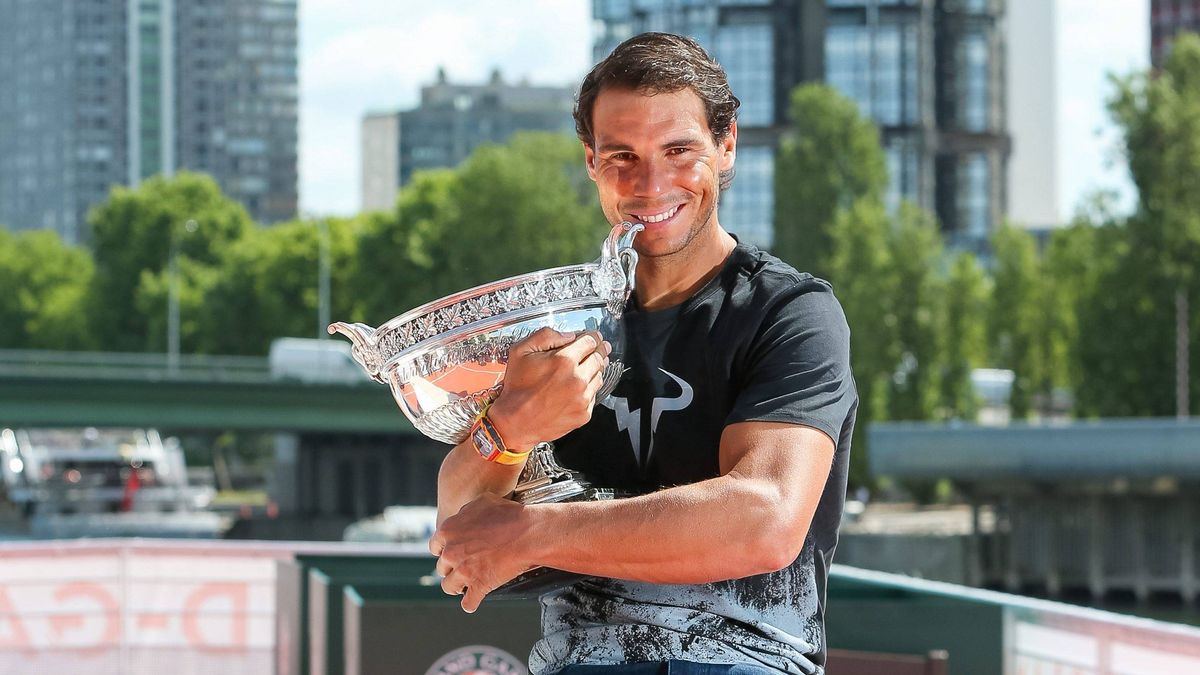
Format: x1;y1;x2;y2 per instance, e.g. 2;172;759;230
491;444;622;599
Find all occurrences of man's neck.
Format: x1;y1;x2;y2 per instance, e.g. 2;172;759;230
634;224;737;312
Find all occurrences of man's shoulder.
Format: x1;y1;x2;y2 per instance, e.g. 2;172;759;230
725;243;837;306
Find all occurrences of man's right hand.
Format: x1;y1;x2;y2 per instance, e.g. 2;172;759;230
487;327;611;450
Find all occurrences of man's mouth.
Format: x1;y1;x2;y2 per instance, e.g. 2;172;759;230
630;204;682;224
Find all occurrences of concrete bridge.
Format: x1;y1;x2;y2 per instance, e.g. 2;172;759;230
0;348;415;433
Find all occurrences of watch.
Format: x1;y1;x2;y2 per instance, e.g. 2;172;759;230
469;404;531;465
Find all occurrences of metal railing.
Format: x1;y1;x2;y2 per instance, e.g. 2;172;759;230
0;349;273;383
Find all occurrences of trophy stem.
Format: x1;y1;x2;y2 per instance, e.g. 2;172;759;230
511;443;591;504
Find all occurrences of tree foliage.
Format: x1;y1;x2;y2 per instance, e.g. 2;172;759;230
0;229;94;350
86;172;253;351
773;84;888;280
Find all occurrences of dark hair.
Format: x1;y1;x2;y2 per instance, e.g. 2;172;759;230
574;32;741;150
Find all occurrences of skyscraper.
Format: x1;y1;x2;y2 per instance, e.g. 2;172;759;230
0;0;297;244
1151;0;1200;68
1006;0;1059;230
360;68;575;212
591;0;1009;251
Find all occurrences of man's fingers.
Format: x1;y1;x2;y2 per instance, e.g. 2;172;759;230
557;331;604;363
584;363;607;402
440;569;467;597
428;531;444;556
435;555;453;578
461;585;488;614
516;326;577;354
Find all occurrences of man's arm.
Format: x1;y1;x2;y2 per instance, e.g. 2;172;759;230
430;420;835;612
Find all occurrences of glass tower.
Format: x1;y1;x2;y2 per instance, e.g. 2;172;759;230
0;0;297;243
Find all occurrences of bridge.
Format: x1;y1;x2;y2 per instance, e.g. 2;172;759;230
0;349;416;434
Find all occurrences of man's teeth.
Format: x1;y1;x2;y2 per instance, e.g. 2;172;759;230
636;205;680;223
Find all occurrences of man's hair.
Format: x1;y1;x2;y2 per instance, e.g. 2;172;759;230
574;32;741;152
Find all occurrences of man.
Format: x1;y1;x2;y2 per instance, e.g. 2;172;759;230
430;32;857;675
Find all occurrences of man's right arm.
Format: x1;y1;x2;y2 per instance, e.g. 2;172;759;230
434;328;610;527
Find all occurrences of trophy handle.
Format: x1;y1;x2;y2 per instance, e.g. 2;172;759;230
327;321;386;383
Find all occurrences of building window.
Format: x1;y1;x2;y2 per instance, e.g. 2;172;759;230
714;23;773;127
885;137;920;212
959;31;989;132
959;153;990;240
827;19;920;127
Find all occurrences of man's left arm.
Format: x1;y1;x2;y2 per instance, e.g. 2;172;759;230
430;420;834;612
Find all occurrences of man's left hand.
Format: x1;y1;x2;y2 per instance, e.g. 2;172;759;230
428;493;536;613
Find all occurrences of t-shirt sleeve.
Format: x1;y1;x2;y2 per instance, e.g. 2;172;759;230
725;278;856;448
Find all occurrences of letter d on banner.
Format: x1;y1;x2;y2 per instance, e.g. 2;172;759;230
183;582;248;652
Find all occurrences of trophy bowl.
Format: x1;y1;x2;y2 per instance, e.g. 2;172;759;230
329;222;642;598
328;221;642;446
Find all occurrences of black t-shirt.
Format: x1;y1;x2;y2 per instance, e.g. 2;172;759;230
529;242;858;675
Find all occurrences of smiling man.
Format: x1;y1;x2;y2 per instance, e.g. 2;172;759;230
429;33;858;675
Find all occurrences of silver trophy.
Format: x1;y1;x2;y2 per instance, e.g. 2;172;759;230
329;222;642;595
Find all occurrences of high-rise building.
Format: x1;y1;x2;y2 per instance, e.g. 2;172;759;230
360;68;575;212
1151;0;1200;68
1006;0;1059;230
591;0;1010;251
0;0;297;244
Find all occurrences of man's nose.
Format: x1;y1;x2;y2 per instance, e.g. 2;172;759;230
630;156;669;197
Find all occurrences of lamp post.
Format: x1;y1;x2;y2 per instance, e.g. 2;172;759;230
318;217;330;341
167;218;198;376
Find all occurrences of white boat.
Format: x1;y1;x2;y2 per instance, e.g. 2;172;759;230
0;427;231;539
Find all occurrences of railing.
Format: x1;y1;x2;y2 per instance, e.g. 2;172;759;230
0;349;272;383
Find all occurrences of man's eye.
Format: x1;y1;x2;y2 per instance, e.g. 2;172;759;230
668;147;690;156
612;153;635;161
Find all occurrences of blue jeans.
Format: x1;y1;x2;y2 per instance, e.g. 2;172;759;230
555;662;773;675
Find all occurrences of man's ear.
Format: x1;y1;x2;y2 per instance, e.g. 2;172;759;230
583;142;598;181
719;121;737;173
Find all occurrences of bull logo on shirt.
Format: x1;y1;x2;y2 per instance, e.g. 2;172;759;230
601;367;693;472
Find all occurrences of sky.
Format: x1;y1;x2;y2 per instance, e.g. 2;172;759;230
299;0;1149;222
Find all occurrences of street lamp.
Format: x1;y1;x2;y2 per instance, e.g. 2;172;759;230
317;217;330;341
168;218;198;375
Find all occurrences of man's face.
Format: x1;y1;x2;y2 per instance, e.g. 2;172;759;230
584;86;736;259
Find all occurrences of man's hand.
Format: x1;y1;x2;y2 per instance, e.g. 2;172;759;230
429;493;538;613
489;327;610;449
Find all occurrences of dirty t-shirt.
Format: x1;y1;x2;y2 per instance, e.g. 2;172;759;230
528;243;858;674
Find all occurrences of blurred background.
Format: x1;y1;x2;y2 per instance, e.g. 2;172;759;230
1;0;1200;672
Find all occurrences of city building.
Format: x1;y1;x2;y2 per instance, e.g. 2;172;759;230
1152;0;1200;68
1005;0;1059;230
591;0;1010;251
360;68;575;212
0;0;297;244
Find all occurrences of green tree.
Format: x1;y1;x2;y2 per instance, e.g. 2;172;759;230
87;172;253;351
0;228;94;350
353;133;607;326
988;224;1044;418
773;84;888;279
171;216;363;355
354;169;459;323
1106;33;1200;416
828;199;899;486
428;133;606;296
887;204;945;421
939;252;990;420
